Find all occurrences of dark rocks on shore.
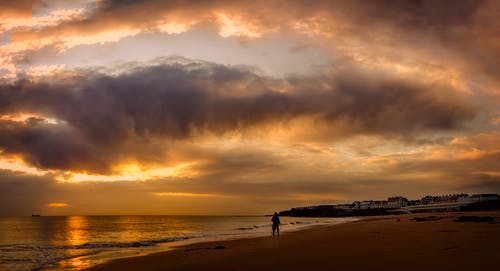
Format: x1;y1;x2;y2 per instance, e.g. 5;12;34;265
279;200;500;218
411;216;445;222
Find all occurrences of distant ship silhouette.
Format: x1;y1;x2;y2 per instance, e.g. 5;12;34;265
31;214;41;217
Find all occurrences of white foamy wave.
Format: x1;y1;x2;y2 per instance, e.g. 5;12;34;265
59;236;192;250
0;236;195;271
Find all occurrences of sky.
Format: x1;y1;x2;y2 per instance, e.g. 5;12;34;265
0;0;499;216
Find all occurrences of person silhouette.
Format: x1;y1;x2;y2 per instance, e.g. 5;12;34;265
271;212;281;236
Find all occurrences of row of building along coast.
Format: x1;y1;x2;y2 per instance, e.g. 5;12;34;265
279;193;499;217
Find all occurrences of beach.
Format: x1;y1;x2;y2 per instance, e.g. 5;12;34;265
86;211;500;271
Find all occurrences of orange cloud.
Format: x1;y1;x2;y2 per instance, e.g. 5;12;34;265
0;112;60;124
1;8;85;33
55;162;199;183
492;117;500;125
26;64;66;78
154;192;224;197
47;202;69;207
0;155;48;175
214;12;264;38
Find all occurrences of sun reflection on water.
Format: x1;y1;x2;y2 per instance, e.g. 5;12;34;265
51;216;93;271
57;256;92;271
66;216;89;246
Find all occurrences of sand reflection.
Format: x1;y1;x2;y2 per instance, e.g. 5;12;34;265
57;256;92;270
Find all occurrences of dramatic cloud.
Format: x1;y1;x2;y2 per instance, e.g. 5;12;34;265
0;58;475;173
3;0;499;83
0;0;498;215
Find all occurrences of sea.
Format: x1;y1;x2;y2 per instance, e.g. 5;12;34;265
0;215;357;271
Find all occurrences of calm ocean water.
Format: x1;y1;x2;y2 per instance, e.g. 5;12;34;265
0;215;356;271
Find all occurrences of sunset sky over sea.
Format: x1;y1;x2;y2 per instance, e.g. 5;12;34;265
0;0;499;215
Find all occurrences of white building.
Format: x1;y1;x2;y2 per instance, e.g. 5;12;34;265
387;196;409;208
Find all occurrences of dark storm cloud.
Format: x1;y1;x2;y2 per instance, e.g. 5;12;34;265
0;118;119;172
0;58;475;172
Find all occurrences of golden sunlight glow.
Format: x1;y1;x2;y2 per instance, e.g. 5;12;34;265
47;202;69;207
0;156;47;175
0;113;60;124
154;192;224;197
157;22;190;34
291;17;335;38
0;0;498;216
26;64;66;77
417;136;497;161
215;12;262;38
61;28;141;49
471;171;500;176
0;39;51;78
63;257;91;271
66;216;88;245
56;162;198;182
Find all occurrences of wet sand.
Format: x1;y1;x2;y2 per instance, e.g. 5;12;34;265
86;211;500;271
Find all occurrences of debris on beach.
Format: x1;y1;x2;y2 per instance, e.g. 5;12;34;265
410;216;445;222
214;245;226;250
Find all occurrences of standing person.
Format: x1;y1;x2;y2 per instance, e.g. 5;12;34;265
271;212;281;236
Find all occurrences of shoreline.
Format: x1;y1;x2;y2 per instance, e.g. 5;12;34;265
85;211;500;271
44;216;355;271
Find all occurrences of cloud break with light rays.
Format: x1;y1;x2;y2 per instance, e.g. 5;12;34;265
0;0;499;216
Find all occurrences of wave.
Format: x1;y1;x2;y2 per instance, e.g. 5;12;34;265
237;227;254;231
252;223;272;228
0;236;193;256
1;236;195;271
58;236;192;250
1;217;359;271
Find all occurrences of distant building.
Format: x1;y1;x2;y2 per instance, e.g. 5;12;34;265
421;195;434;205
421;194;469;205
352;197;408;209
287;192;498;214
354;201;372;209
370;200;386;209
407;199;421;206
458;194;470;201
387;196;409;208
470;194;499;202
